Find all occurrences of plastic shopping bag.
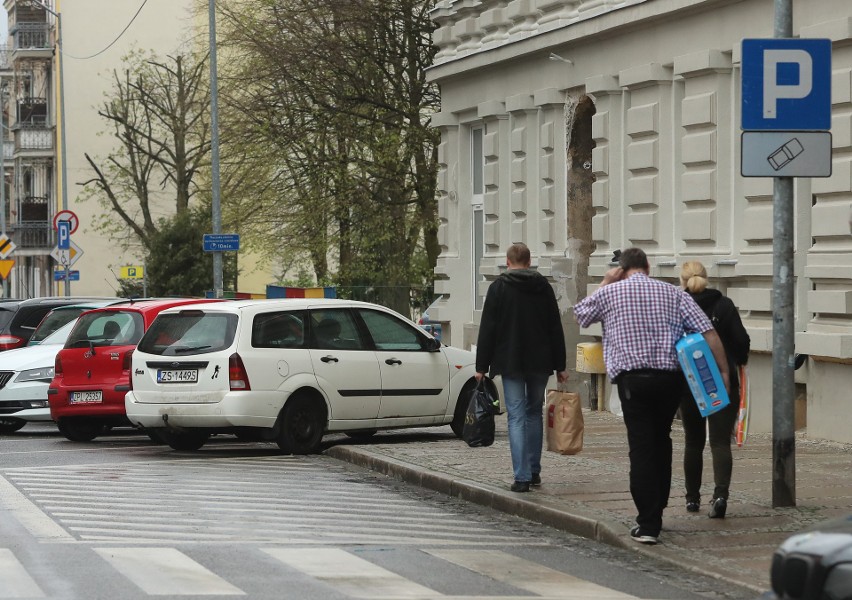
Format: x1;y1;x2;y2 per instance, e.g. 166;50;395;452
462;379;498;447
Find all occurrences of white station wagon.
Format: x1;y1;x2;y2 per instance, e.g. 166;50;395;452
126;299;488;452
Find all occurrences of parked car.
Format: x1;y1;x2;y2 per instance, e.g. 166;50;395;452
48;298;221;442
0;297;120;352
763;514;852;600
0;301;130;433
126;299;487;452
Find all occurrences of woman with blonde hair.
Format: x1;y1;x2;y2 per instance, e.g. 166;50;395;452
679;261;750;518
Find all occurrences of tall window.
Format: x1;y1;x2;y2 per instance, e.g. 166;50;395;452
471;127;485;310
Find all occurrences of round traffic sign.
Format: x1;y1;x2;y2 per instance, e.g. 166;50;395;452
53;210;79;234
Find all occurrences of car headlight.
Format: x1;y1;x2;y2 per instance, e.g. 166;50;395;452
824;563;852;600
16;367;55;383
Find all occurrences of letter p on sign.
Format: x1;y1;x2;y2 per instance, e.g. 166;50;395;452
741;39;831;132
763;49;812;119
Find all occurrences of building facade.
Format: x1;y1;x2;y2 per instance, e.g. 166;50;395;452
427;0;852;442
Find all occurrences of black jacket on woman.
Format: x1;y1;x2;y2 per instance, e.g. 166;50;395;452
475;268;566;378
688;288;750;390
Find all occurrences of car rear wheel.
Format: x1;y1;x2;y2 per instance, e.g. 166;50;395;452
57;418;106;442
159;430;210;451
0;418;26;434
451;380;477;438
276;395;326;455
344;429;377;440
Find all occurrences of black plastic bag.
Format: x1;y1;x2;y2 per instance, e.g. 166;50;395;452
462;379;498;447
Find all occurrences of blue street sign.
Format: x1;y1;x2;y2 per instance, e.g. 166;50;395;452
203;233;240;252
742;39;831;131
57;221;70;250
53;270;79;281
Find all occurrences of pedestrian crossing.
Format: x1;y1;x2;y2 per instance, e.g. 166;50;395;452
0;546;643;599
1;456;533;545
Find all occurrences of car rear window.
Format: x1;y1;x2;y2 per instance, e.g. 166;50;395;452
66;311;144;348
137;311;238;356
29;308;86;345
0;307;13;331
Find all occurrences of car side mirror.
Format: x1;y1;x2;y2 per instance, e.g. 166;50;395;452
424;337;441;351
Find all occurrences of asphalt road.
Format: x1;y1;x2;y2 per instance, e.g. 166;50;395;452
0;424;756;600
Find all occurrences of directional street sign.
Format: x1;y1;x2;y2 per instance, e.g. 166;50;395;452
121;266;144;279
53;269;79;282
742;132;832;177
742;38;832;131
203;233;240;252
50;239;83;268
0;259;13;280
0;234;15;259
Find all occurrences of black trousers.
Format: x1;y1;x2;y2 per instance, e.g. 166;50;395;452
616;369;684;537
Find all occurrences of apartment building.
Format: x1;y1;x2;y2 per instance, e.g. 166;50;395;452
427;0;852;442
0;0;271;299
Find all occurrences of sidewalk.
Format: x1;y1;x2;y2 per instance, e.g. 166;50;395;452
325;410;852;595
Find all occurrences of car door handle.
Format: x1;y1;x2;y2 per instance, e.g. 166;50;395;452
321;355;339;363
385;358;402;365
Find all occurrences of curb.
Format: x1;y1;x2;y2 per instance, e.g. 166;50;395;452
324;444;766;596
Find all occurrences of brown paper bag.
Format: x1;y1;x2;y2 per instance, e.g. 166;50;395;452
545;389;584;455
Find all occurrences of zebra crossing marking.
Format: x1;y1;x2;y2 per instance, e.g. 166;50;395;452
0;549;45;598
424;549;639;599
264;547;441;598
0;476;74;542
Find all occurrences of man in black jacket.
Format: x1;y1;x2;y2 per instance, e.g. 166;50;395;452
475;243;568;492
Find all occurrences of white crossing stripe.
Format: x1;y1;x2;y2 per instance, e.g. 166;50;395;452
94;547;244;596
0;476;74;542
424;549;639;600
0;549;44;598
264;547;442;599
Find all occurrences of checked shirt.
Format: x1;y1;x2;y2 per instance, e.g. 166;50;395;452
573;272;712;381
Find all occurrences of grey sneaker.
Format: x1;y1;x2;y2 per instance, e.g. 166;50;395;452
630;525;658;545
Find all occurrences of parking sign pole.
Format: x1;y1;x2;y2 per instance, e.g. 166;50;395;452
771;0;796;508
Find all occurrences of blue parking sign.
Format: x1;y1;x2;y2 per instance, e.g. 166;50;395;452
742;39;831;131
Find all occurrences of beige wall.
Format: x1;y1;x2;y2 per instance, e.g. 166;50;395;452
429;0;852;442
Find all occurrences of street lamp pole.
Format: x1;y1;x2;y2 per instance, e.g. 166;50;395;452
208;0;223;299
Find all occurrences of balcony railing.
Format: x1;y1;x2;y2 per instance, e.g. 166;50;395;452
14;127;52;152
11;24;51;51
11;221;53;249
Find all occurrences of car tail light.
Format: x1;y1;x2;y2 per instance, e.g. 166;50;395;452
122;349;134;371
229;353;251;390
0;335;24;351
55;355;63;375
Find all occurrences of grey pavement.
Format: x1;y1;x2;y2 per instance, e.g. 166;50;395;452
326;409;852;595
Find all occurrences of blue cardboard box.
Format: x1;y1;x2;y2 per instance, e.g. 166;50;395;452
676;333;730;417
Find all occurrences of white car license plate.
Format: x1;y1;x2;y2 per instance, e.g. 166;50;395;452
157;369;199;383
71;391;103;404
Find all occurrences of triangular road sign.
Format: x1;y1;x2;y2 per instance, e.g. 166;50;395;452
0;259;14;279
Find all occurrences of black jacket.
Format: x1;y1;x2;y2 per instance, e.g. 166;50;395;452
475;268;567;378
689;288;751;389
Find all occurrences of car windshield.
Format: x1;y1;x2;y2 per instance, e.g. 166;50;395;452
28;307;87;345
40;318;78;346
138;311;238;356
66;310;145;348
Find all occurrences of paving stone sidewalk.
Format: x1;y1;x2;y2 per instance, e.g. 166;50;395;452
325;410;852;595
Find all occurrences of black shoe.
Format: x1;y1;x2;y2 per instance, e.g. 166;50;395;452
709;497;727;519
531;473;541;486
629;525;658;545
510;481;530;493
686;501;700;513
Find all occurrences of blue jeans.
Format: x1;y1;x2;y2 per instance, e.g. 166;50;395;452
502;374;550;483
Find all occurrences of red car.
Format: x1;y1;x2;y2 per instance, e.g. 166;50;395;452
48;299;223;442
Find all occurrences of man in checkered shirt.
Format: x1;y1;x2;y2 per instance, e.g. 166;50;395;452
574;247;729;545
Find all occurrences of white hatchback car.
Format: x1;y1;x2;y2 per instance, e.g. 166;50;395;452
126;299;488;452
